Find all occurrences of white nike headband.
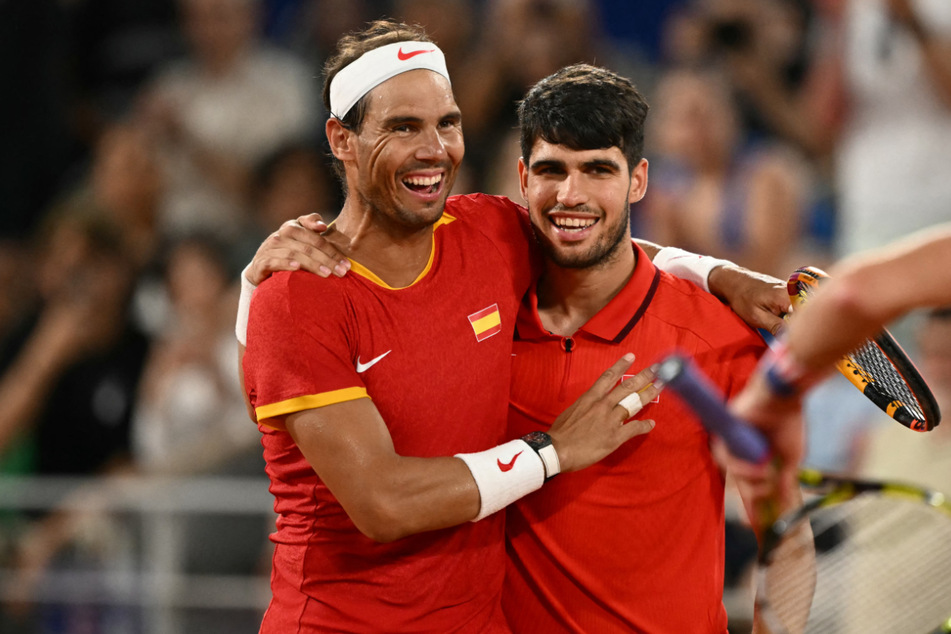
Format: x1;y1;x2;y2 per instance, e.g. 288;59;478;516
329;41;451;119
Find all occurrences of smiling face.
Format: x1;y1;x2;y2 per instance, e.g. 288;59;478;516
330;69;464;233
519;139;648;270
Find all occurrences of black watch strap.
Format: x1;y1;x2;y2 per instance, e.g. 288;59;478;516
521;431;560;480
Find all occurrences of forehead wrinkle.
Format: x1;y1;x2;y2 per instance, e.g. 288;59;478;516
364;70;455;113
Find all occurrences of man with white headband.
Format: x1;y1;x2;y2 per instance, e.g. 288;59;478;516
241;20;662;633
240;19;788;634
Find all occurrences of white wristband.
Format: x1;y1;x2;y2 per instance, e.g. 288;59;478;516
455;439;545;521
235;264;257;346
651;247;733;293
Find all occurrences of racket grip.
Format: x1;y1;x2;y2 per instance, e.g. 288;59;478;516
656;355;771;465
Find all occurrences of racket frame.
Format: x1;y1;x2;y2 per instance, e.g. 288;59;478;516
787;266;941;431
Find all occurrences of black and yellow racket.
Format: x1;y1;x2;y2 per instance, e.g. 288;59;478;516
788;266;941;432
657;355;951;634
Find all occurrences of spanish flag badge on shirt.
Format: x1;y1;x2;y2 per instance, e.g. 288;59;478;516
468;304;501;342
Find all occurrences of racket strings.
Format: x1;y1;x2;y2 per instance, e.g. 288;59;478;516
847;344;927;420
791;268;939;430
761;495;951;633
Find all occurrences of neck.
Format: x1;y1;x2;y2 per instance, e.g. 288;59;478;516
330;199;436;288
536;243;636;337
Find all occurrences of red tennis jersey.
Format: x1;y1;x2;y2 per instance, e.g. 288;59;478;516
243;194;535;633
504;244;766;633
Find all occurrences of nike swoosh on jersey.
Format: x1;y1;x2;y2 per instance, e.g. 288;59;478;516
497;451;522;472
397;47;435;61
356;350;392;373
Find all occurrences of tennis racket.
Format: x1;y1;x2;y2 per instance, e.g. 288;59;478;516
788;266;941;432
656;354;951;634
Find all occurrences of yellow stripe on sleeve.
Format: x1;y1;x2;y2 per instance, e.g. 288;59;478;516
255;387;369;429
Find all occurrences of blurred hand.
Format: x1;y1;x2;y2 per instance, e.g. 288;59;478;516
728;369;806;533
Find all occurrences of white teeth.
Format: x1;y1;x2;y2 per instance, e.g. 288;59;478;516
552;217;597;230
403;174;442;186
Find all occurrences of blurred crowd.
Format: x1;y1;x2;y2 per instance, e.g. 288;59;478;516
1;0;950;632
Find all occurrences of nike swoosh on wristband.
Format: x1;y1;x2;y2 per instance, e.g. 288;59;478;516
397;47;435;60
497;451;522;472
356;350;392;373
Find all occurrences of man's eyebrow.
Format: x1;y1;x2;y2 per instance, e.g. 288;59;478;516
529;159;565;171
382;109;462;127
529;158;621;171
583;158;621;171
382;115;423;127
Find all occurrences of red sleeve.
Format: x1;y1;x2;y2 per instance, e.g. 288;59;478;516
698;316;767;401
242;271;367;429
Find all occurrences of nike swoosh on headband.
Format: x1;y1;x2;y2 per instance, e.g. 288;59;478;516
397;47;435;60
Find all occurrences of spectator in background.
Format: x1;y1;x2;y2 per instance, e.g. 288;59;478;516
137;0;318;248
643;66;811;278
38;119;172;340
132;233;268;633
453;0;608;192
231;142;337;272
661;0;818;153
658;0;840;261
133;234;254;476
0;212;150;629
253;144;334;228
0;214;148;469
390;0;477;72
274;0;374;87
670;0;951;259
818;0;951;258
88;122;165;274
0;120;162;459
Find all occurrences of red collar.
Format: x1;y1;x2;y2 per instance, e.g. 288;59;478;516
516;242;661;343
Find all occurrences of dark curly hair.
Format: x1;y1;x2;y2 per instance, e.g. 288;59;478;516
517;63;649;169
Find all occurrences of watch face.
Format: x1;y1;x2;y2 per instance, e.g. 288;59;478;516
523;431;551;447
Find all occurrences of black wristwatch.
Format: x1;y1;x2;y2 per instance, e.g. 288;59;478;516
521;431;561;480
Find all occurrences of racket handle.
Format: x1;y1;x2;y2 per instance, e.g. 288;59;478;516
656;355;771;465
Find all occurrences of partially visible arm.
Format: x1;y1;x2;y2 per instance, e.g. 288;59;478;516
638;238;789;335
784;228;951;372
271;357;657;543
731;227;951;506
0;299;99;450
284;399;481;542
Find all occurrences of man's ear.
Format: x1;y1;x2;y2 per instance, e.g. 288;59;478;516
629;158;649;204
327;118;355;161
517;156;529;202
